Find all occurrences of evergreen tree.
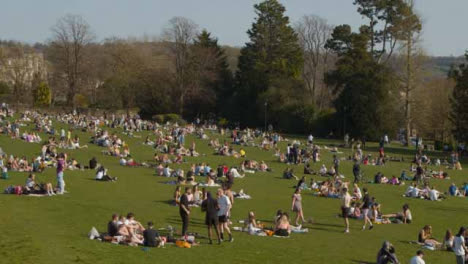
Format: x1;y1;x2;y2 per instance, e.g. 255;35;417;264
192;30;234;119
450;53;468;144
326;25;397;140
33;82;52;107
234;0;303;126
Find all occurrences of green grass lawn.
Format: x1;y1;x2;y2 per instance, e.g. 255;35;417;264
0;121;466;264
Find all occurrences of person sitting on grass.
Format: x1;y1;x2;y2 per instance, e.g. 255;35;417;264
107;213;119;237
376;241;399;264
274;212;291;237
143;221;163;247
318;164;327;176
303;163;314;175
418;225;441;248
95;166;117;181
283;167;298;180
382;204;412;224
23;173;55;196
449;183;461;196
245;211;263;235
173;186;181;205
442;229;454;251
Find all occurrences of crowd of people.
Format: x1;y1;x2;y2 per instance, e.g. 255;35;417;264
0;107;467;263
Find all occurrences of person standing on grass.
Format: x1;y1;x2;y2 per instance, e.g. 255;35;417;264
333;155;340;175
201;191;221;244
179;187;191;239
341;187;351;233
217;188;233;242
453;227;467;264
56;153;66;194
291;188;305;226
361;188;373;230
353;161;361;183
410;250;425;264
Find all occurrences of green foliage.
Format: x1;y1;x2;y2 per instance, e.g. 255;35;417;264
234;0;304;126
151;113;185;125
326;25;398;140
33;82;51;107
73;93;88;109
152;114;165;123
218;117;229;127
186;30;234;120
0;81;10;95
450;53;468;144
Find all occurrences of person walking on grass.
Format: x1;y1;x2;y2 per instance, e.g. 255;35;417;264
291;188;305;226
217;188;233;242
201;191;221;244
361;188;373;230
179;187;191;240
453;227;467;264
341;187;352;233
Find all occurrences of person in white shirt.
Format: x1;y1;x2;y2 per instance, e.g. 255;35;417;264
405;184;415;197
217;188;233;242
308;134;313;144
411;185;420;198
453;227;467;264
410;250;425;264
429;187;439;201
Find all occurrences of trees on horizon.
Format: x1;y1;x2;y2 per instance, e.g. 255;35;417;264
0;0;464;143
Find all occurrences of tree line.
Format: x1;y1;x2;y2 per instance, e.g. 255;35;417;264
0;0;466;145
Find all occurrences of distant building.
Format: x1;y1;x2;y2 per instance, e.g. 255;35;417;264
0;51;47;88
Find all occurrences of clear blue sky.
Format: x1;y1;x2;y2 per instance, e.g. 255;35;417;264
0;0;466;56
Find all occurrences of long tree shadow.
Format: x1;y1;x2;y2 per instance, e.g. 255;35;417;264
350;260;375;264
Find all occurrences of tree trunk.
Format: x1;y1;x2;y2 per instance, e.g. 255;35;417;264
404;34;412;147
179;93;185;116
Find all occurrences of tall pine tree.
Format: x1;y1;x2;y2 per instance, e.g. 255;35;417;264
450;53;468;144
234;0;303;126
192;30;234;119
326;25;397;140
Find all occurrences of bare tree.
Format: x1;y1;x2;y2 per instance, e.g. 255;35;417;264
294;15;333;110
48;14;94;107
163;16;198;115
396;0;422;145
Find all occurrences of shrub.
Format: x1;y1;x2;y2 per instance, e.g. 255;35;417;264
152;114;164;123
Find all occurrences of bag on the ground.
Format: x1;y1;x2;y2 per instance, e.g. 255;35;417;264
175;240;191;248
14;186;22;195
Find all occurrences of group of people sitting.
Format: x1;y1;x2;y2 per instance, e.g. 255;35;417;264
103;213;165;247
404;182;445;201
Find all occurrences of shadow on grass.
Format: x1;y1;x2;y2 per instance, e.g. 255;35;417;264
313;222;343;228
350;260;375;264
427;206;468;213
308;226;345;233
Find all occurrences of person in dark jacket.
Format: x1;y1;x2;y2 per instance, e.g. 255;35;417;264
143;221;161;247
377;241;400;264
201;191;221;244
